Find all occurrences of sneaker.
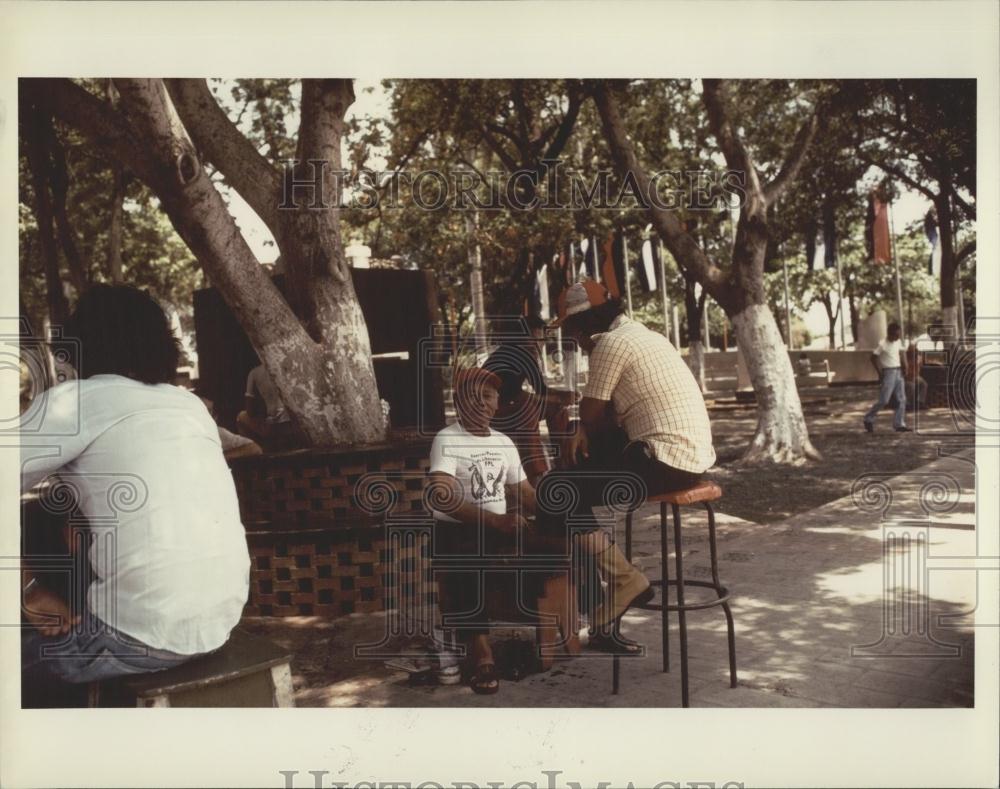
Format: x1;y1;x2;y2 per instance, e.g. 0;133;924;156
894;426;911;432
436;663;462;685
863;420;874;433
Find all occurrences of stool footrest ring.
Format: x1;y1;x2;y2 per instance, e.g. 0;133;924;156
640;579;732;612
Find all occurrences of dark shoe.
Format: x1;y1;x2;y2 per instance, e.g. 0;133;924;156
894;426;912;432
588;631;643;654
628;584;656;612
469;663;500;695
863;420;874;433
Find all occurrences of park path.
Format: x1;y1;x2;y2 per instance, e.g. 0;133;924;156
282;449;977;708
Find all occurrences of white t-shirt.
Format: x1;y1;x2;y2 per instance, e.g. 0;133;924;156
428;422;526;523
873;338;903;369
245;364;289;424
20;375;250;655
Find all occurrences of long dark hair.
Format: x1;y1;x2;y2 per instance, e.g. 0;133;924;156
64;284;180;384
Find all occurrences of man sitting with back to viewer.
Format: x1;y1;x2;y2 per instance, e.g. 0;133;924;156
549;278;717;653
19;284;250;699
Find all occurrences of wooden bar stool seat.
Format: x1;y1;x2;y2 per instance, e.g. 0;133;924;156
613;480;737;707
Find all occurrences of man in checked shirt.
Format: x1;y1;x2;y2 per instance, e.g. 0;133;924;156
548;278;716;653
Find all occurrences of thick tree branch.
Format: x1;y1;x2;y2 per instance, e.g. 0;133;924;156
511;82;531;151
591;80;727;297
480;125;520;172
701;79;764;203
540;84;583;162
98;79;307;354
855;146;938;201
25;79;165;192
956;239;976;265
484;121;522;150
950;189;976;221
763;111;820;203
165;78;282;233
293;79;354;290
21;101;71;326
45;125;90;292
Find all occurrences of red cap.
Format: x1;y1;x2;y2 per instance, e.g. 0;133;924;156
550;278;611;328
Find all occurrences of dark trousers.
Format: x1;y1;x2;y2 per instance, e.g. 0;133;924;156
536;427;703;533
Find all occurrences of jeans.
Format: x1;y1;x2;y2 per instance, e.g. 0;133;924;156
864;367;907;429
22;608;197;686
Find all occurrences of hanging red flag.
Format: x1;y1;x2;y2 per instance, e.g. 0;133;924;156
871;192;891;264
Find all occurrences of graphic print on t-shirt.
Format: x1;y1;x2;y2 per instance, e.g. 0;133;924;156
467;450;507;505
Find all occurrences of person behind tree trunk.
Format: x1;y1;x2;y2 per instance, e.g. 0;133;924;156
548;278;717;653
19;284;250;700
236;363;306;451
863;322;910;433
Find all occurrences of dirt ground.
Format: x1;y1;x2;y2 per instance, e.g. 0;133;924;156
708;384;975;523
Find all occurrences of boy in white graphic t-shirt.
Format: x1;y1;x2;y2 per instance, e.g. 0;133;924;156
429;367;536;694
864;322;910;433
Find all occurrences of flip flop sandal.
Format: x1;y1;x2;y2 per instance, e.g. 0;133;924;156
470;663;500;695
587;631;644;655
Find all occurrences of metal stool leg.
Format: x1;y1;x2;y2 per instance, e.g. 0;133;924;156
612;618;621;694
612;519;623;694
660;500;670;673
706;502;737;687
672;503;690;707
625;510;633;562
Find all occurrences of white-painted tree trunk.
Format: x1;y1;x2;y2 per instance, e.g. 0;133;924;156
687;340;707;393
941;305;961;348
731;303;820;464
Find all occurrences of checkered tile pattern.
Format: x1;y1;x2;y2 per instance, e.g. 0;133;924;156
584;316;716;473
231;443;437;618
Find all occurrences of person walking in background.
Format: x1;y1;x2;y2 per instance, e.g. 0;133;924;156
863;321;910;433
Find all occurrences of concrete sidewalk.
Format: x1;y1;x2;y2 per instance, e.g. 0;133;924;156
248;449;977;708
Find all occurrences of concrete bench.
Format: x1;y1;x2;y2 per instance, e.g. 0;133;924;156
89;628;295;707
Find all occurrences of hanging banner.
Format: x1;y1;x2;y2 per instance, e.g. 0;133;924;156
924;209;942;276
638;237;659;292
600;232;627;298
868;192;892;264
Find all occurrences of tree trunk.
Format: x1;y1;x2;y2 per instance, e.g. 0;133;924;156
108;166;125;282
591;78;820;464
936;195;960;345
819;294;836;349
46;123;89;294
273;79;387;445
731;303;820;464
24;109;71;327
848;289;860;346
